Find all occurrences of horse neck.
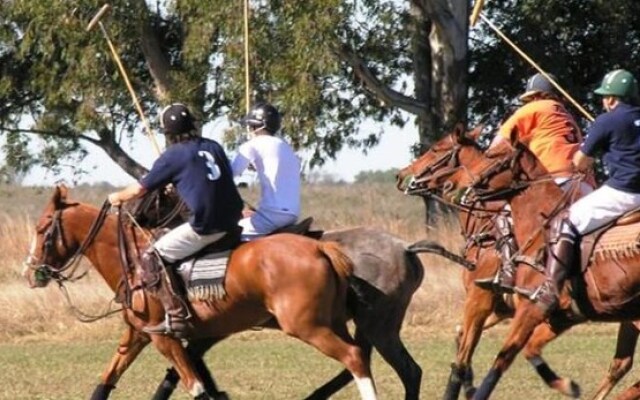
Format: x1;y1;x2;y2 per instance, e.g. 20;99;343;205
457;200;503;238
509;181;563;246
67;204;122;292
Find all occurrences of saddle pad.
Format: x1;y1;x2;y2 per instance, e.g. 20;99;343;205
591;222;640;262
177;250;231;301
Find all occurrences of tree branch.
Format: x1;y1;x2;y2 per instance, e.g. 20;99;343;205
0;126;99;144
334;43;428;118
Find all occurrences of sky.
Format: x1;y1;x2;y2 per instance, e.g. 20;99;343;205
20;118;418;187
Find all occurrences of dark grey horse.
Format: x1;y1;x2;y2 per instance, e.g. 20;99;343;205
150;226;461;400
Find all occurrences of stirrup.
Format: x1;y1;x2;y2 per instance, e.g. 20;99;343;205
474;274;499;291
143;316;191;339
513;285;537;299
474;272;515;294
514;284;559;314
496;275;515;294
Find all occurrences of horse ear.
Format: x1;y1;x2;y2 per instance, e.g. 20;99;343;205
452;123;465;143
53;184;69;208
466;124;484;141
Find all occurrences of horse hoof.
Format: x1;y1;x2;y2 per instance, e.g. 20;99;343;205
214;392;231;400
552;378;580;398
465;387;476;399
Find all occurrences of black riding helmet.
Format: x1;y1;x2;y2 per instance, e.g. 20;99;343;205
241;103;281;134
160;103;196;135
520;73;558;101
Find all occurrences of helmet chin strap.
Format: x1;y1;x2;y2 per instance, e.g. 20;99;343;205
247;125;267;138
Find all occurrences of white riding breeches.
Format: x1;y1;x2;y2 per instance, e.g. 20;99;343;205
239;208;298;241
567;184;640;235
152;222;227;262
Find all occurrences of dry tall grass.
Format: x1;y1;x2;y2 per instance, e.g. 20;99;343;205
0;183;466;342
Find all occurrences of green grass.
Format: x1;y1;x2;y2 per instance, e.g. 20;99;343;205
0;324;633;400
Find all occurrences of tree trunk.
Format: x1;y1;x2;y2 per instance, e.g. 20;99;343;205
412;0;469;226
133;0;173;103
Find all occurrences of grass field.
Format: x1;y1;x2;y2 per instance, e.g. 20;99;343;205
0;325;635;399
0;182;635;399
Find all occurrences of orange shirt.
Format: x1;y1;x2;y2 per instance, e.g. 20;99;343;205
498;99;582;177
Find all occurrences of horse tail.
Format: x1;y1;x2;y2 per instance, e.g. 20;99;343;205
407;239;476;271
317;241;354;281
319;241;378;315
403;248;426;293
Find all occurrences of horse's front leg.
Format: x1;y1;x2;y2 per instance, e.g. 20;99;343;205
149;334;209;399
472;301;545;400
445;284;497;400
152;337;228;400
523;318;580;398
89;327;151;400
590;321;640;400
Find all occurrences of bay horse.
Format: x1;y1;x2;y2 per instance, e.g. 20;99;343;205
153;226;428;400
395;124;582;399
426;131;640;400
22;185;378;400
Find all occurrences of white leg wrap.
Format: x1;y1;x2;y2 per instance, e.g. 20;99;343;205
354;376;377;400
189;381;205;397
528;355;544;368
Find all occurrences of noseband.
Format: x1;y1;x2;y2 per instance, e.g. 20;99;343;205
406;137;462;195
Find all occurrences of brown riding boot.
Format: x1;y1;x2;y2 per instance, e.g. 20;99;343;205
141;251;192;339
476;213;517;293
534;233;576;315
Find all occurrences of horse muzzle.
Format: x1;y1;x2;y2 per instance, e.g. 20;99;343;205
22;263;52;288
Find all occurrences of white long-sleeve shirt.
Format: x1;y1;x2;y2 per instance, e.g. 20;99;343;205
231;135;301;216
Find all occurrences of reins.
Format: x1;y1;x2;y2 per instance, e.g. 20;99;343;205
56;281;124;323
53;201;128;322
32;200;144;323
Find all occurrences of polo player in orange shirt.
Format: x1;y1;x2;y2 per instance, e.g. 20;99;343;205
476;73;594;293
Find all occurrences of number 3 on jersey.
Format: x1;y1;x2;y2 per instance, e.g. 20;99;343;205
198;150;221;181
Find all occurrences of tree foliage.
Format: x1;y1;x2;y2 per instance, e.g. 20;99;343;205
1;0;470;180
4;0;637;183
469;0;640;129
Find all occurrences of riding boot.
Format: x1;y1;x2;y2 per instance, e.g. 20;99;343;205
141;251;192;339
534;231;576;315
475;213;517;293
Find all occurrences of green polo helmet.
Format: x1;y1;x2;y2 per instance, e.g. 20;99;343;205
594;69;639;99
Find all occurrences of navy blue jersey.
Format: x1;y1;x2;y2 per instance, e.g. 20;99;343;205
140;138;243;234
581;103;640;193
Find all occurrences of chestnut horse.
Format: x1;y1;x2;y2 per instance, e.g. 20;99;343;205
395;125;583;399
96;189;428;400
22;186;377;400
426;132;640;400
152;226;428;400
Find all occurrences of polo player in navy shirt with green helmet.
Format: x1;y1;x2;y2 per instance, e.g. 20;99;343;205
535;69;640;314
108;103;243;338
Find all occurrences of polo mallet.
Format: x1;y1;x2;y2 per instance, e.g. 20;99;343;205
86;4;163;154
469;1;595;122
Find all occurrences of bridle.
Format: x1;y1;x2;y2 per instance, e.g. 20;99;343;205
23;200;129;322
454;145;532;204
405;136;463;195
25;200;111;285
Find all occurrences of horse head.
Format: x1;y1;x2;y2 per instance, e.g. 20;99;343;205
396;123;485;196
438;134;547;205
22;185;94;288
